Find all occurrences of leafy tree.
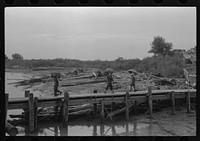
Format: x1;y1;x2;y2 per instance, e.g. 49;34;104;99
148;36;173;57
12;53;23;60
115;57;124;62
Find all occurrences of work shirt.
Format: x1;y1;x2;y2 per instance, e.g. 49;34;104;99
54;77;59;87
130;74;135;84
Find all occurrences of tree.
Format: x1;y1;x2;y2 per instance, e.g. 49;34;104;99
12;53;23;60
115;57;124;62
148;36;173;57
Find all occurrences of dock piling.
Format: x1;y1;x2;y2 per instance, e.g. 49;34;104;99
147;86;153;118
62;92;69;126
170;92;176;115
28;93;34;132
34;97;38;130
5;93;8;122
100;100;104;123
125;92;130;121
186;90;192;113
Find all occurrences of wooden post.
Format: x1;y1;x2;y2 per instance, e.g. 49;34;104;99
100;124;104;136
93;103;97;118
25;90;30;97
62;92;69;126
100;100;104;123
134;101;137;115
170;92;175;115
24;91;30;118
5;93;8;123
125;92;130;121
34;97;38;130
126;122;129;135
147;86;153;118
186;90;192;113
28;93;34;132
93;90;97;118
93;124;97;136
112;125;116;136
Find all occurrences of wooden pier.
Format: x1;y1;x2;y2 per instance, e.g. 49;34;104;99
6;87;196;133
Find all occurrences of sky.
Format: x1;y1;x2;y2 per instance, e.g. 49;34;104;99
5;7;196;61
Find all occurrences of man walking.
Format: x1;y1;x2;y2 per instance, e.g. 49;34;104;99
130;72;137;92
54;76;62;96
105;72;114;93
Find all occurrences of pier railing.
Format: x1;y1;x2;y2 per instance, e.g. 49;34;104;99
5;87;196;133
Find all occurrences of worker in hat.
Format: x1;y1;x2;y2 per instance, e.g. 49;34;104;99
130;72;137;92
104;72;114;93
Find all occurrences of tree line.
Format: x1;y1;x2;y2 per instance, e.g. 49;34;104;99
5;36;196;78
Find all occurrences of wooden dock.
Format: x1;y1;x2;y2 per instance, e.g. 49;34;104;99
6;87;196;133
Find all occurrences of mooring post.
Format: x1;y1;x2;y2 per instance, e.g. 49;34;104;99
34;97;38;130
28;93;34;132
125;92;130;121
186;90;192;113
148;86;153;118
62;92;69;126
170;92;175;115
100;100;104;123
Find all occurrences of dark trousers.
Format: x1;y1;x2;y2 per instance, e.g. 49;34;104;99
54;85;61;96
130;82;136;92
106;83;113;91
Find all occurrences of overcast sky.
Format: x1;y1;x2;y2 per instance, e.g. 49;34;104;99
5;7;196;61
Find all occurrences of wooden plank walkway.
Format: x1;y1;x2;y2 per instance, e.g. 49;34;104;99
8;89;196;109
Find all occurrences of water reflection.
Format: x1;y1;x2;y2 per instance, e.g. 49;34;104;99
19;118;155;136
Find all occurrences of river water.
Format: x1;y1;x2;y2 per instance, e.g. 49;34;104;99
5;72;196;136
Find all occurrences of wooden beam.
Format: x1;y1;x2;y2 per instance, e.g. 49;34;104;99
62;92;69;126
5;121;18;136
28;93;34;132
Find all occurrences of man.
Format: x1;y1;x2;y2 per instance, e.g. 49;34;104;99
54;76;62;96
105;72;114;93
130;72;137;92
